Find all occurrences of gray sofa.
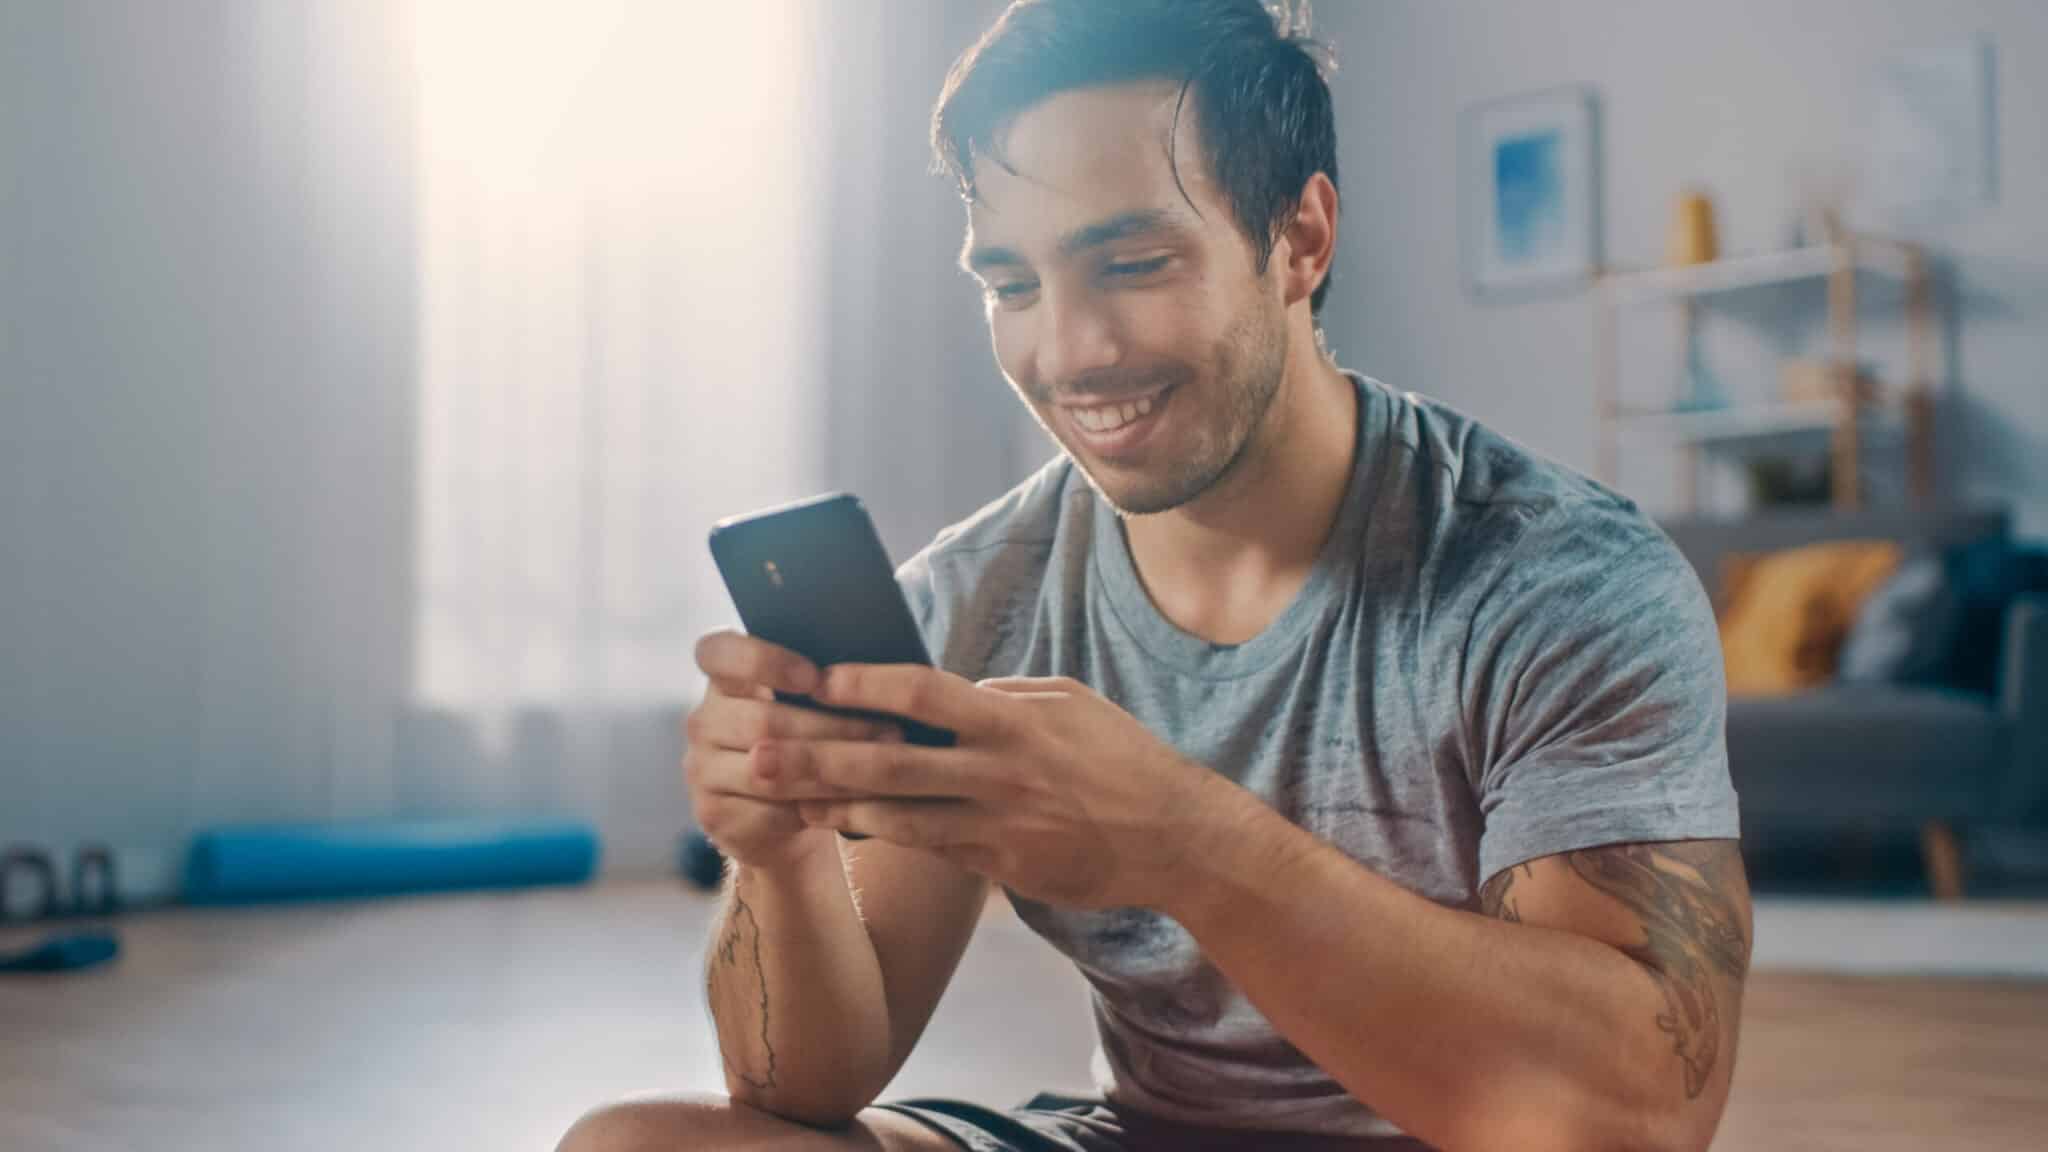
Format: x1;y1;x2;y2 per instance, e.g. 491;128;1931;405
1661;508;2048;898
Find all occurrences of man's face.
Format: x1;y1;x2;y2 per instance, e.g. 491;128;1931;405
962;82;1290;516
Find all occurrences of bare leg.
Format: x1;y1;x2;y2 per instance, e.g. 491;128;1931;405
555;1091;960;1152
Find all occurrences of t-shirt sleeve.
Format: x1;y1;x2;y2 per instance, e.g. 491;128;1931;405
895;546;950;670
1464;505;1741;884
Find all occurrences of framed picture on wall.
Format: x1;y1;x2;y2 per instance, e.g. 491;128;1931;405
1461;86;1602;299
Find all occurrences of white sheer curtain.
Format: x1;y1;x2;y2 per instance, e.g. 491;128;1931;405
412;0;822;709
404;1;825;855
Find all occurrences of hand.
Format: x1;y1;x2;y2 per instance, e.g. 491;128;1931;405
684;631;902;873
750;665;1247;910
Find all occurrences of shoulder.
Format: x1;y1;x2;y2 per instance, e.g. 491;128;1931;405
1380;382;1630;530
898;454;1076;591
1372;381;1694;603
895;455;1083;673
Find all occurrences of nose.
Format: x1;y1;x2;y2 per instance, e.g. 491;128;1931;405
1034;287;1120;393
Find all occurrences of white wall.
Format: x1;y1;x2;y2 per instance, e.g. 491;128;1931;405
1319;0;2048;534
0;2;417;895
821;0;1026;561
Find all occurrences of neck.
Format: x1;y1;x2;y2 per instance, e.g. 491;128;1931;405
1120;330;1358;642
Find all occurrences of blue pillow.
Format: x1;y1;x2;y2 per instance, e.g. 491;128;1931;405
1839;549;1961;686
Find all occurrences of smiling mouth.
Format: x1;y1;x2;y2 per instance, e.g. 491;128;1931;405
1067;392;1159;433
1053;384;1176;457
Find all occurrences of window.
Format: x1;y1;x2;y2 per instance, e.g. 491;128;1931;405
412;0;822;707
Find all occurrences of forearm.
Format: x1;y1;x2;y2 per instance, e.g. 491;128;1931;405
706;840;892;1126
1170;802;1694;1152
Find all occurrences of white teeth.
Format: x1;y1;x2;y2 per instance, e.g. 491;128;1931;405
1071;393;1160;435
1076;406;1125;432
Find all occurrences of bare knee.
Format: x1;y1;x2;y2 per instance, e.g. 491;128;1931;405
556;1092;739;1152
555;1092;938;1152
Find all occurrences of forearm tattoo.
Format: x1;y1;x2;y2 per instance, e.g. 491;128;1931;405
1482;842;1750;1099
710;892;779;1092
1478;863;1533;923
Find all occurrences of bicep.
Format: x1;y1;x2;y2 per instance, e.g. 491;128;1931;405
840;834;990;1074
1479;839;1752;1104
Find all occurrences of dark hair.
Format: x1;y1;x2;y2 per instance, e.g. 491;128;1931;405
932;0;1340;315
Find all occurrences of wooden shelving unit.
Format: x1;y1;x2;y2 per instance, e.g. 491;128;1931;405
1595;233;1943;513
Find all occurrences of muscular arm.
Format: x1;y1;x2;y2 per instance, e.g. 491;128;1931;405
705;834;987;1127
705;839;890;1125
1479;841;1750;1103
1171;805;1750;1152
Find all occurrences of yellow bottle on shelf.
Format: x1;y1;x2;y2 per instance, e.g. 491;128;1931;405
1668;190;1719;266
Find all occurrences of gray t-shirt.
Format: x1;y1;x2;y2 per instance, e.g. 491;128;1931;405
896;373;1739;1141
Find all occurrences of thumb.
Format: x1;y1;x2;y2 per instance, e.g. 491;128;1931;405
976;675;1078;698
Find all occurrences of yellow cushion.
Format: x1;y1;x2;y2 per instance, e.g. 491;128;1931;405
1718;540;1902;697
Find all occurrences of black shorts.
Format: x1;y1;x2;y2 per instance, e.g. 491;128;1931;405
873;1092;1434;1152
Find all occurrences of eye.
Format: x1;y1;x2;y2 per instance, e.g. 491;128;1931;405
1104;254;1171;279
985;279;1039;307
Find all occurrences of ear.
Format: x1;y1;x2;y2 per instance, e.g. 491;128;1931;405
1273;171;1338;311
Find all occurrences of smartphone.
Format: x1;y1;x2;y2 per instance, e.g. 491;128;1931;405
709;494;956;840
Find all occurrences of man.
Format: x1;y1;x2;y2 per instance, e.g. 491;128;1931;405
561;1;1748;1149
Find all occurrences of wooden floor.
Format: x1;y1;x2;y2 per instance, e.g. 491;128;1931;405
3;880;2046;1151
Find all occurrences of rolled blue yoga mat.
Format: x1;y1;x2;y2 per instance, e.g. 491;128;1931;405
184;817;600;905
0;932;120;973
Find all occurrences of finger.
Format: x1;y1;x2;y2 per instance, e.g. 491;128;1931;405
768;738;982;800
974;684;1071;703
691;788;809;859
691;696;901;752
975;675;1079;694
815;664;1001;734
694;630;820;696
683;743;757;797
707;675;769;702
687;743;872;803
797;798;977;851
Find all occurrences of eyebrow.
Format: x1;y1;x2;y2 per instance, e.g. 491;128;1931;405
960;209;1178;275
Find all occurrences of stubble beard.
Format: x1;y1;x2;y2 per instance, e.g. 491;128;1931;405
1048;294;1289;518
